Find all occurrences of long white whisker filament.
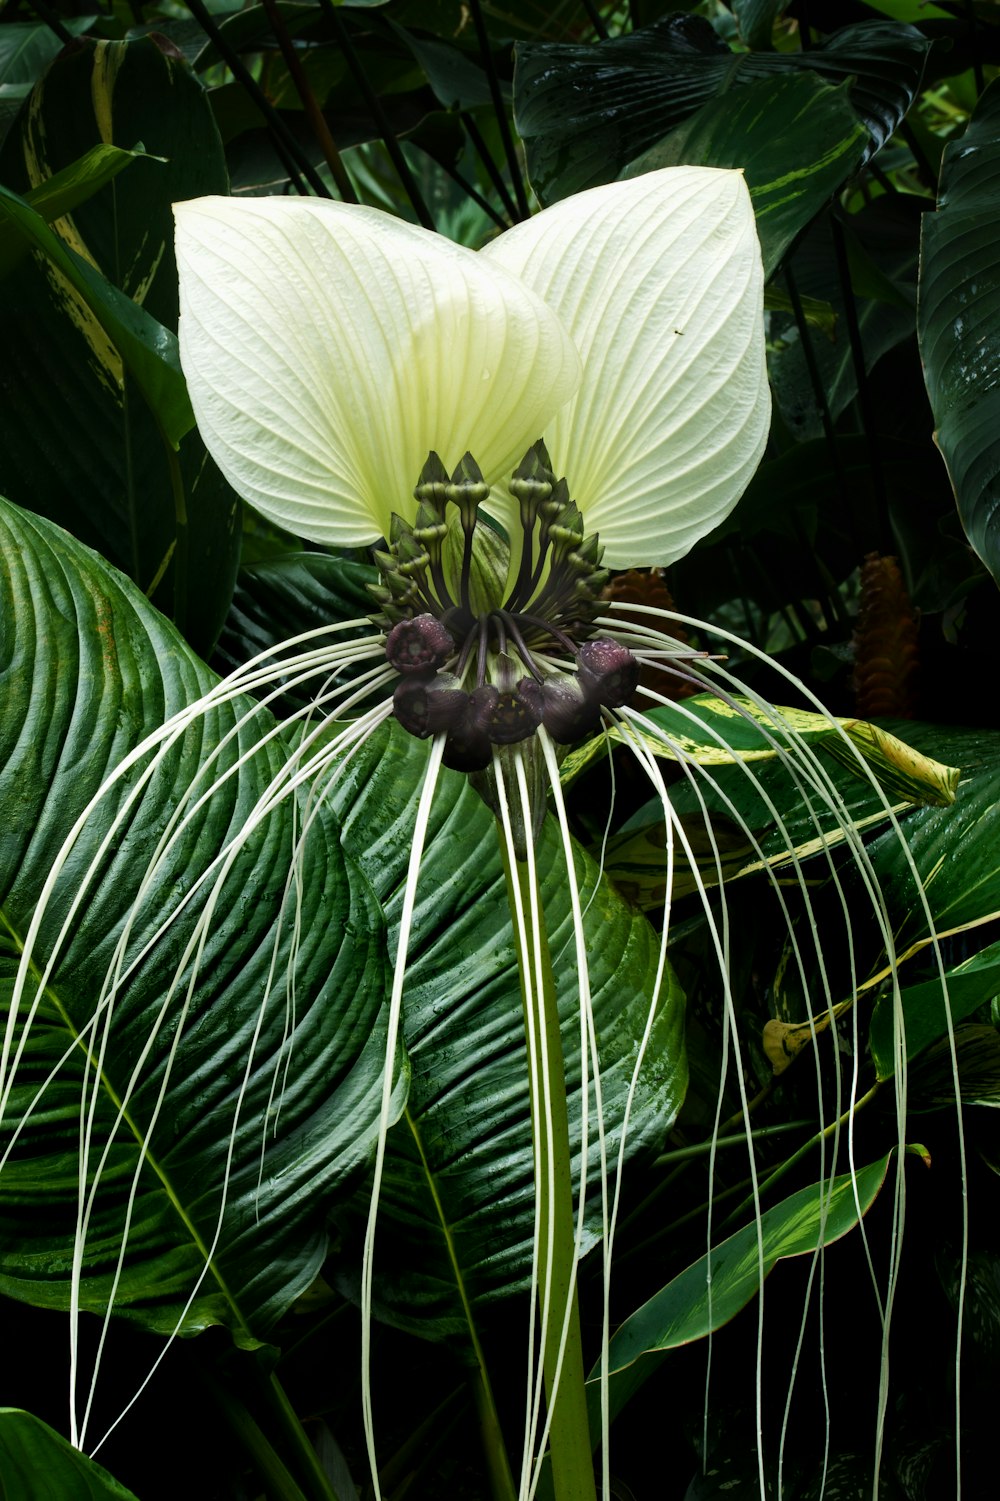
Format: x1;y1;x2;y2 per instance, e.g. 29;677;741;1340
361;732;445;1500
512;748;562;1501
1;624;390;1449
608;600;963;1489
84;701;396;1455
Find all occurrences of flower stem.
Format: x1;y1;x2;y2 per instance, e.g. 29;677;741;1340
498;833;598;1501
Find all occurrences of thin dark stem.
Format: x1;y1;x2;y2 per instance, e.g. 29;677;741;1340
580;0;610;42
899;120;936;190
966;0;984;98
518;613;578;655
461;112;519;221
796;0;812;49
261;0;358;202
784;260;861;557
496;611;544;679
184;0;330;197
830;213;892;555
318;0;436;230
439;158;511;232
27;0;73;43
467;0;531;221
460;511;477;613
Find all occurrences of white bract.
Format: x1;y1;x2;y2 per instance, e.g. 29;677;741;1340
171;169;775;1501
174;167;770;569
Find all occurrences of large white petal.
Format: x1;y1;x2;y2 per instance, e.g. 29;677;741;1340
174;197;581;548
483;168;770;569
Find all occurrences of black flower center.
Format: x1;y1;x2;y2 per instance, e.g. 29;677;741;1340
370;441;639;771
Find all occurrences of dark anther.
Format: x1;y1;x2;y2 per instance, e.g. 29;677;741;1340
385;614;455;675
577;638;640;708
392;672;468;738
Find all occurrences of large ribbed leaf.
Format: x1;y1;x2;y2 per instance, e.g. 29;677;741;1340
862;725;1000;950
213;551;376;714
0;498;393;1340
0;37;239;656
328;724;686;1336
917;80;1000;587
0;1410;138;1500
626;72;869;278
515;17;929;204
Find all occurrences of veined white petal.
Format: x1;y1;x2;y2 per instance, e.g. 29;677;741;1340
174;197;581;548
483;168;770;569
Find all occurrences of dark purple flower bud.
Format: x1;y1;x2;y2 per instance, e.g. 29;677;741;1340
577;637;639;708
392;672;468;739
540;673;603;744
486;684;544;745
386;614;455;674
441;685;496;771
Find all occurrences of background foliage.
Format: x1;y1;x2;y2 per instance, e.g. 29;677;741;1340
2;1;1000;1498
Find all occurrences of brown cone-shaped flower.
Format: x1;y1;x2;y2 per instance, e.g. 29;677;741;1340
852;553;919;719
605;569;699;699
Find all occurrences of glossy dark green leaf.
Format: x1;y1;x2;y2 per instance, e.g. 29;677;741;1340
0;36;239;656
386;19;493;110
870;943;1000;1081
917;79;1000;588
214;551;377;715
627;73;868;278
0;1410;138;1501
327;724;686;1335
515;17;930;203
0;17;95;89
768;199;919;441
23;144;156;227
0;498;393;1338
732;0;789;51
0;184;193;442
591;1156;890;1429
862;725;1000;951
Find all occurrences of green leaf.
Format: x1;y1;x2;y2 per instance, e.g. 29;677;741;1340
0;1409;139;1500
591;1156;891;1429
0;498;394;1338
0;184;193;446
326;724;686;1335
0;18;96;89
0;36;239;656
515;17;930;204
732;1;790;50
768;200;919;443
625;73;868;279
214;551;376;708
870;942;1000;1080
23;143;159;229
917;79;1000;588
559;694;959;808
862;724;1000;952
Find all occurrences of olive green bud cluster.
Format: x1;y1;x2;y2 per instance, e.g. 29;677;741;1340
373;446;640;770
